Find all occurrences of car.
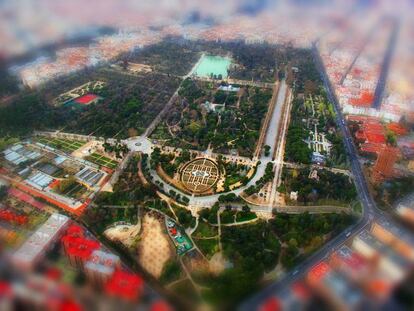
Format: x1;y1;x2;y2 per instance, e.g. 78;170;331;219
292;270;299;276
345;231;351;237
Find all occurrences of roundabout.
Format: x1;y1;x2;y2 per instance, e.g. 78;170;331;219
125;136;266;207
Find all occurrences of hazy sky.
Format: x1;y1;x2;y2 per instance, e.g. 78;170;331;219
0;0;410;58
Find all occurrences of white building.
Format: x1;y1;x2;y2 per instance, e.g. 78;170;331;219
12;213;70;270
85;249;120;286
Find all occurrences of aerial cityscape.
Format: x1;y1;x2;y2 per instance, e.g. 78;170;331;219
0;0;413;310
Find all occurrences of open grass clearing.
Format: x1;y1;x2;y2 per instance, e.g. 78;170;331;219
37;136;84;153
85;152;118;169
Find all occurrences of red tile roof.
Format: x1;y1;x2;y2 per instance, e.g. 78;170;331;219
105;270;144;301
387;123;408;136
45;267;62;281
365;279;393;298
59;299;83;311
66;225;84;238
360;143;384;155
307;261;331;283
291;281;310;300
0;281;12;298
8;187;45;210
12;182;86;216
150;300;173;311
259;297;282;311
365;132;386;144
62;236;100;261
332;249;366;271
0;209;28;225
352;67;362;77
350;116;392;154
349;91;374;107
49;179;61;189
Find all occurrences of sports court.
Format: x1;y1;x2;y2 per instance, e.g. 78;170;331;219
181;158;219;193
74;94;99;105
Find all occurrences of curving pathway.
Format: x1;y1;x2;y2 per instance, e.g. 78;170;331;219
123;79;291;211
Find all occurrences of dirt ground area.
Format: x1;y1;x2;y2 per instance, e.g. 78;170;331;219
71;140;97;158
72;140;118;161
209;251;232;275
182;250;209;272
127;63;153;73
137;213;174;278
104;224;140;248
242;182;272;205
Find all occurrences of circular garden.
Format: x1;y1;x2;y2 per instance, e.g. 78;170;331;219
180;158;220;193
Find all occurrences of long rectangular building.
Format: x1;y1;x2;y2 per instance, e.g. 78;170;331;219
12;213;70;269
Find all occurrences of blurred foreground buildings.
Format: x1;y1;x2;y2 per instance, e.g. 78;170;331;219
259;216;414;311
0;212;170;311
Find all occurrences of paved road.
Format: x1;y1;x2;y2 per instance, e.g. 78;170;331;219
339;20;378;85
264;80;288;157
143;53;206;138
35;48;384;309
125;78;289;210
238;43;386;311
253;81;279;158
268;82;291;208
34;131;274;210
226;78;274;89
372;17;399;109
144;150;272;209
143;92;179;138
283;162;352;176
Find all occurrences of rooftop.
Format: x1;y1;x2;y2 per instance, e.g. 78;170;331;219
63;235;100;261
3;144;41;165
357;229;411;269
75;167;104;187
323;271;362;307
307;261;331;283
13;213;70;266
105;270;144;301
349;91;374;107
375;217;414;248
25;172;54;190
357;229;387;252
85;249;120;275
7;187;45;211
332;245;367;271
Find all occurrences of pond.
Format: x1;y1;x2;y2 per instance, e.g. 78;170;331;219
194;55;231;79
